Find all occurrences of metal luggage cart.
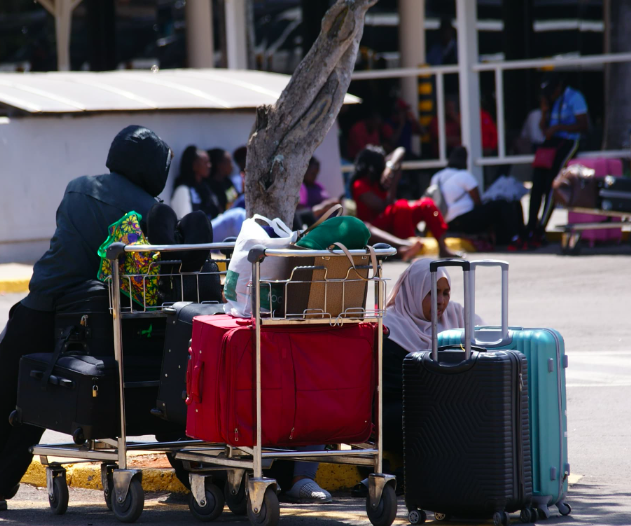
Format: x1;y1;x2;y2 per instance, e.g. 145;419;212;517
30;241;235;522
556;207;631;255
171;244;398;526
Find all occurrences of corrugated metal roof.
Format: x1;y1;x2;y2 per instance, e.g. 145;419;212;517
0;69;359;114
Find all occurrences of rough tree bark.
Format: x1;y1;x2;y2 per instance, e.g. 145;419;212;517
603;0;631;150
244;0;378;226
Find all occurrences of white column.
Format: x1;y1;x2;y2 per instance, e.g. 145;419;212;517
38;0;83;71
398;0;425;156
185;0;214;68
225;0;248;70
456;0;483;186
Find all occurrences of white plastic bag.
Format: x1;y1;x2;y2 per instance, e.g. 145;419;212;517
223;214;297;317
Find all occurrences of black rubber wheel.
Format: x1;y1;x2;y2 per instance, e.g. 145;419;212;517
104;472;114;511
503;511;511;525
529;508;538;523
493;512;504;526
111;477;144;523
408;509;426;524
520;509;532;523
8;410;20;427
225;478;247;516
558;502;572;516
49;476;69;515
188;481;225;522
365;484;398;526
72;427;86;445
247;487;280;526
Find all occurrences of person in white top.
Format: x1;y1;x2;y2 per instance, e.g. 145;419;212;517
431;147;524;245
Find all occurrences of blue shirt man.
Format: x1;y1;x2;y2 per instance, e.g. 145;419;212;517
548;86;588;141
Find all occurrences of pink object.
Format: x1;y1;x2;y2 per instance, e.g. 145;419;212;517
566;158;623;246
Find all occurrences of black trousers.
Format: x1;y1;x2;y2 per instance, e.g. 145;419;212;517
0;302;54;496
527;137;579;235
449;200;525;245
381;338;410;457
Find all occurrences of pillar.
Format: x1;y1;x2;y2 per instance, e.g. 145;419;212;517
398;0;425;156
456;0;483;185
185;0;214;68
225;0;248;70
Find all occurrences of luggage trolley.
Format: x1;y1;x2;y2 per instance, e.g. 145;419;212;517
29;241;235;523
171;243;398;526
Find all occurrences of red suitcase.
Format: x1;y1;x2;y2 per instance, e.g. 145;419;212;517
185;315;377;447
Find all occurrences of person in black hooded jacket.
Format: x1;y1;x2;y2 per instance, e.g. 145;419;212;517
0;125;172;510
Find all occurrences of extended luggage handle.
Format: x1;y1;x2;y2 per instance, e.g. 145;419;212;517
429;260;472;361
469;260;511;346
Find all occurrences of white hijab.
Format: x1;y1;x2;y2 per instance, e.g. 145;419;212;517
383;258;470;353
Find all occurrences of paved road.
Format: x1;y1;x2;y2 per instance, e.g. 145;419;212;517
1;249;631;524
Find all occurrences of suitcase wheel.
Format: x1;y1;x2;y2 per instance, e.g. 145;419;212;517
408;509;426;524
8;410;21;427
520;508;536;523
557;502;572;516
365;484;397;526
493;511;511;526
434;513;451;522
49;476;69;516
72;428;86;446
189;480;225;522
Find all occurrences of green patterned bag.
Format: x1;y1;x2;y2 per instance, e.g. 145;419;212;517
97;211;161;307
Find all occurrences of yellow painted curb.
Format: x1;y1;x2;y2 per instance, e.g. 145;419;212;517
0;278;30;294
22;459;188;494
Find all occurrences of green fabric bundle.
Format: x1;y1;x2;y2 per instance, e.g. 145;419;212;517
295;216;370;250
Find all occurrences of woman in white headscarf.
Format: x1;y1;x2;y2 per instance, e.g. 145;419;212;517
353;258;480;497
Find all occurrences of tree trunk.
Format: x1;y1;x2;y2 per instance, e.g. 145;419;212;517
244;0;378;226
603;0;631;150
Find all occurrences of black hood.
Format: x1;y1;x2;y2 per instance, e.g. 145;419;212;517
106;125;172;197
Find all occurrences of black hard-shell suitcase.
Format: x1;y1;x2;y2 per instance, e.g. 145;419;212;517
403;260;533;526
15;353;177;442
154;302;225;425
599;176;631;213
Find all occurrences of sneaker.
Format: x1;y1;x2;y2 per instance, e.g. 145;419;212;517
284;478;332;504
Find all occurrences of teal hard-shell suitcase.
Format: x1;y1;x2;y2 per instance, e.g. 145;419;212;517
437;261;571;520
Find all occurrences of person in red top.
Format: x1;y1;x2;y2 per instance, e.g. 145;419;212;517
347;112;394;160
351;145;457;259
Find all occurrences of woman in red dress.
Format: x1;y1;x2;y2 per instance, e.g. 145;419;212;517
351;146;457;259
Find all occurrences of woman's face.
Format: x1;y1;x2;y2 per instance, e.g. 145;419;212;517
219;152;234;178
421;277;450;320
193;150;211;180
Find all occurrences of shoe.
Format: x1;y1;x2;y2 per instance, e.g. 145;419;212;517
284;478;332;504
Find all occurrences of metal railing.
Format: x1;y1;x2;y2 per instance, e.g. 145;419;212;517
346;51;631;173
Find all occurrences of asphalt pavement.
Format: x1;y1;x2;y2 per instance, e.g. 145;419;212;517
1;249;631;524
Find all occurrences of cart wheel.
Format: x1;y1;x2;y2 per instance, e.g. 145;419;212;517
72;427;86;445
49;476;69;515
225;478;247;515
188;481;225;522
408;509;426;524
435;512;450;521
365;484;397;526
112;477;144;523
104;472;114;511
557;502;572;516
247;487;280;526
493;512;504;526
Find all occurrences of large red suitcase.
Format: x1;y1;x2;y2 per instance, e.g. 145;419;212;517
185;315;376;447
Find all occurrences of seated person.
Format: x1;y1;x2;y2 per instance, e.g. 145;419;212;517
354;258;482;497
351;145;457;259
208;148;239;208
0;125;172;511
431;147;524;246
295;157;341;228
171;145;246;242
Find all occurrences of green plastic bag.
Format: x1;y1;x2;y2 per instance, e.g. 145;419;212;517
296;215;370;251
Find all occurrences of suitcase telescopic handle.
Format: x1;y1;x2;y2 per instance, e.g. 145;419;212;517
430;259;472;361
469;260;510;345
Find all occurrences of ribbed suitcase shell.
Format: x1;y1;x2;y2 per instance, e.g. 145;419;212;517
403;349;532;518
155;302;225;425
438;327;569;514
